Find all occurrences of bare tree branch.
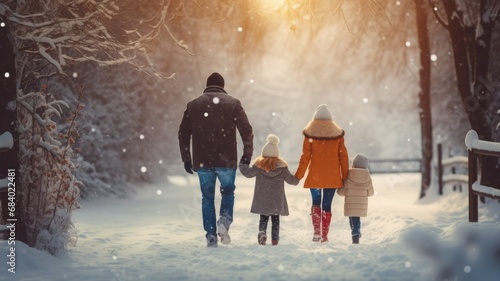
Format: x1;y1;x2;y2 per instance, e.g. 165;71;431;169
428;0;449;29
490;0;500;21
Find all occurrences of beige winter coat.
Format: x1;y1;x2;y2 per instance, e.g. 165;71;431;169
337;168;374;217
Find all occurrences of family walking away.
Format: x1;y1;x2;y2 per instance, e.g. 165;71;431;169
178;72;254;248
178;73;373;247
337;153;374;244
239;134;299;246
294;104;349;243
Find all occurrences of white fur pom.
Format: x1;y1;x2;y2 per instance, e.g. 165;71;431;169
267;134;280;145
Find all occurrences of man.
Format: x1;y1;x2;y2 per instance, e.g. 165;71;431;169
178;72;253;247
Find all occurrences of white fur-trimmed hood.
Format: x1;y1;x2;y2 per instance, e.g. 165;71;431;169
303;119;344;140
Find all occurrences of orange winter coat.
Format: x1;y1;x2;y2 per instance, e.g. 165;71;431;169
295;120;349;188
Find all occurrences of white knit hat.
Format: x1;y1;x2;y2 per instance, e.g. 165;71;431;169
313;104;333;120
352;153;369;169
261;134;280;157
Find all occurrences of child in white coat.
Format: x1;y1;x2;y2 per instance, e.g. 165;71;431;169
337;153;374;244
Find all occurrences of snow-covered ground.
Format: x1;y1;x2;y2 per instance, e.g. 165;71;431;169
2;173;500;281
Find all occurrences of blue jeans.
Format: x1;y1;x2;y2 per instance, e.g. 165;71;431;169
197;168;236;237
310;188;336;212
349;217;361;236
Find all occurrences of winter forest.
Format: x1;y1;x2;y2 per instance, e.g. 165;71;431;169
1;0;500;280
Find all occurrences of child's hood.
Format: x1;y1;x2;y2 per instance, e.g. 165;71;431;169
347;168;371;184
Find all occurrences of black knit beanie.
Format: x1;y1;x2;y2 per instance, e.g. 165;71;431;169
206;72;225;88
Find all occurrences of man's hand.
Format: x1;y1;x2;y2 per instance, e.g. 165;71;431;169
240;156;250;165
184;161;194;174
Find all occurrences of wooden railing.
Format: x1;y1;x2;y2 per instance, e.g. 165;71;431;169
465;130;500;222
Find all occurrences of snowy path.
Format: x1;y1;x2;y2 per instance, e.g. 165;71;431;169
2;173;500;281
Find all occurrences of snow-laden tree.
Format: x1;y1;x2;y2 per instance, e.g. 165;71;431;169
0;0;189;254
429;0;500;189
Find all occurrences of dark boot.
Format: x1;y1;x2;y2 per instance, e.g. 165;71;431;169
321;211;332;243
352;235;360;244
272;239;279;246
258;231;267;245
258;215;269;245
311;205;321;242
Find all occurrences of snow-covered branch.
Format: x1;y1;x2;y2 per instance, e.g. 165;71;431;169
1;0;188;79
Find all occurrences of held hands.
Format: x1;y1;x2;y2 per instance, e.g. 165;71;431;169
184;160;194;174
240;155;250;165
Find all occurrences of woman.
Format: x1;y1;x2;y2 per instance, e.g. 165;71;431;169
295;104;349;242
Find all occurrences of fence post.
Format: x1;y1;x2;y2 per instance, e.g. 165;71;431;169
437;143;443;195
468;150;478;222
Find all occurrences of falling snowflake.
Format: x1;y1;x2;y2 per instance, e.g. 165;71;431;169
363;98;369;103
237;27;243;32
157;190;162;195
72;72;78;78
141;166;147;173
213;97;220;104
0;22;5;27
406;41;411;47
464;265;471;273
405;261;411;268
204;113;209;117
4;72;10;78
430;54;437;61
140;134;145;140
159;160;163;164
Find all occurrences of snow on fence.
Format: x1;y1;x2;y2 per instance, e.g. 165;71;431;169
437;143;468;195
465;130;500;222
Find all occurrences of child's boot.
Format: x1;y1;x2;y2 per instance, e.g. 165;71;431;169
321;211;332;243
258;231;267;245
311;205;321;242
352;233;361;244
258;215;269;245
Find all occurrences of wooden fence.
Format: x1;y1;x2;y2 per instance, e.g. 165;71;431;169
465;130;500;222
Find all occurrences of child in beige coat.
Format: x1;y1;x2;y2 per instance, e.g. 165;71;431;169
337;153;374;244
